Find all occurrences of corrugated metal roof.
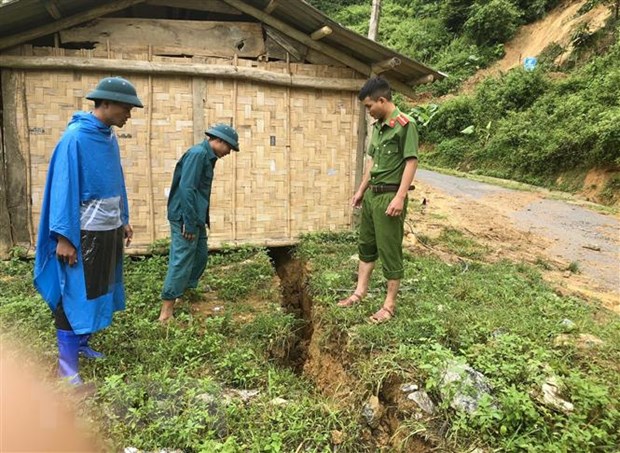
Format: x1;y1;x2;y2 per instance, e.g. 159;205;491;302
0;0;444;88
0;0;101;35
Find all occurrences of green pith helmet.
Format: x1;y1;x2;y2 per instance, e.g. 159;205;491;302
205;123;240;151
86;76;144;108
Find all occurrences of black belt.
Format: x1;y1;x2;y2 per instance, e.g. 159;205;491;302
370;184;415;193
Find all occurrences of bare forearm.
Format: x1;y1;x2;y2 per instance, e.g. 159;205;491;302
395;158;418;200
357;159;373;194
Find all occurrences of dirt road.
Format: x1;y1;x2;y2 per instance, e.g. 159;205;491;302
407;169;619;313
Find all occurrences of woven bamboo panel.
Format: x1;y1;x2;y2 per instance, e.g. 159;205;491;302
20;47;362;250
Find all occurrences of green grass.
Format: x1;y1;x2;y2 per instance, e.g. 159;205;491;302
297;232;620;451
1;232;618;452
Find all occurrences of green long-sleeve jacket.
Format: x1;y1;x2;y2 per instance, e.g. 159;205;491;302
166;141;218;234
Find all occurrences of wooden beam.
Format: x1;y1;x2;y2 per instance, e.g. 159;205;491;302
371;57;401;74
410;74;435;86
0;0;146;51
219;0;418;98
42;0;63;20
265;25;307;61
0;55;364;92
310;26;332;41
145;0;242;14
264;0;278;14
221;0;368;74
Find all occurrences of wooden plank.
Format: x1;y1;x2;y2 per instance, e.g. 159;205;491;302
60;18;266;59
0;70;30;246
145;0;242;14
305;48;346;67
0;55;364;91
0;0;146;51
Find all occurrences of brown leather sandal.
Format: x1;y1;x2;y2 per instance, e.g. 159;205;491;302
369;306;395;324
337;292;364;308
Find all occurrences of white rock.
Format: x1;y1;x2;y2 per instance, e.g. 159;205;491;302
400;383;419;393
407;390;435;414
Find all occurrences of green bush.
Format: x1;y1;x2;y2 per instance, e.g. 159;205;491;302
428;137;474;168
425;95;477;143
474;68;550;121
464;0;522;45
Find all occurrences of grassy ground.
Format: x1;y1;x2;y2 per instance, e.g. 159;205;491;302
1;230;618;451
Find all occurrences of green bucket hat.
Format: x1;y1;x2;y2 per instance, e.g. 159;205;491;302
205;123;240;151
86;76;143;108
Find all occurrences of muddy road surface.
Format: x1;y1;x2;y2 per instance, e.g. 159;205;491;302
408;169;619;313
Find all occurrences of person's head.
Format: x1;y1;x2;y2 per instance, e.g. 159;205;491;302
205;123;240;158
358;77;393;121
86;76;143;128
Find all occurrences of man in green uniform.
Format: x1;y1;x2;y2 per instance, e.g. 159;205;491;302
338;77;418;323
158;124;240;322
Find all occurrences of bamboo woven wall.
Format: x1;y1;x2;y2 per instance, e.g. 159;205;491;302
10;46;362;251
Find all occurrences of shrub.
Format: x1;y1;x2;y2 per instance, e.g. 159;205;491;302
464;0;522;45
425;95;477;143
474;68;551;123
432;137;474;168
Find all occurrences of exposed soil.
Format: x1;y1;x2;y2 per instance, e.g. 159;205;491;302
407;169;619;314
458;0;611;94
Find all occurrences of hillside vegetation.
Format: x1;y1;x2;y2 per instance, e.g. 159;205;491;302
310;0;620;204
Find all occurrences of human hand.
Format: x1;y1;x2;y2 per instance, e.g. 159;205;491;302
182;224;196;241
385;195;405;217
351;191;364;209
124;224;133;247
56;236;77;266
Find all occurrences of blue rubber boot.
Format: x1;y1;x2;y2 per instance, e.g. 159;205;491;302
79;334;105;359
56;329;83;385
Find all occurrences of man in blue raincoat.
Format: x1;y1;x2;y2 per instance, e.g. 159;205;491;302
158;124;240;322
34;76;143;385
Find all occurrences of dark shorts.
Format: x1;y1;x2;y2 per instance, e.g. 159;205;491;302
54;226;124;330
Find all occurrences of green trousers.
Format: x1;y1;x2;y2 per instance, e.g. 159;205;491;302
161;221;208;300
358;191;407;280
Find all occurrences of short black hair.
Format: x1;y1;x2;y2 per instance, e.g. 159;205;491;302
358;77;392;101
94;99;103;108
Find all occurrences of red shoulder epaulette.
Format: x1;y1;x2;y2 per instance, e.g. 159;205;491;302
396;114;410;126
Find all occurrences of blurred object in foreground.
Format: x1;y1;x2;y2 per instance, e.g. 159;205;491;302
1;343;98;452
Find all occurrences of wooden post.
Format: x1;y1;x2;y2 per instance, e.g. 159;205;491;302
232;53;238;242
1;70;30;248
368;0;382;41
145;46;156;243
0;83;11;258
18;71;35;248
192;77;206;144
285;52;292;240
